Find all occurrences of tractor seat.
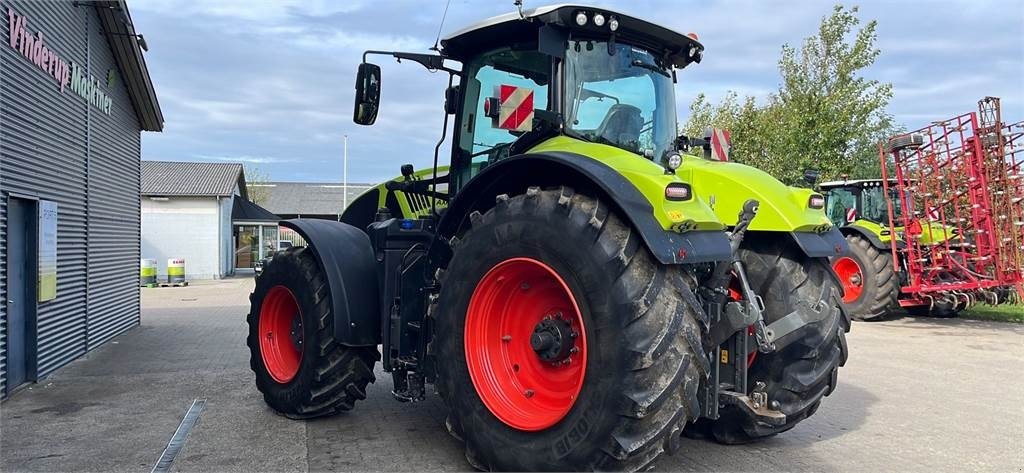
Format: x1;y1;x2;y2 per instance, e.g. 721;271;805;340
594;104;643;148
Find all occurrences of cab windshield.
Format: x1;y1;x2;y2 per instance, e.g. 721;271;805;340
564;41;677;162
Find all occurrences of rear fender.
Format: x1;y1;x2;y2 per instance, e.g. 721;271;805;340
280;219;380;347
435;152;732;265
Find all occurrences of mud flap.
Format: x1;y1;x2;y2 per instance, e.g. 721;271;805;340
279;219;381;346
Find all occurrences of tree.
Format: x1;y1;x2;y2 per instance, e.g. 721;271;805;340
682;5;898;185
244;165;271;205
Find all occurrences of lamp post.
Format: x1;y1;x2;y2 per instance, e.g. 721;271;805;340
343;134;348;211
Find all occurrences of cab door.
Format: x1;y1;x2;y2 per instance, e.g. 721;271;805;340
824;187;859;227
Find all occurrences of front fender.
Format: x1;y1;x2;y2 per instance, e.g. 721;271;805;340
841;222;887;249
437;152;732;265
789;228;848;258
280;219;380;347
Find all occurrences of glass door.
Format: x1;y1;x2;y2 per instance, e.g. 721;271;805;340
235;225;259;270
261;225;280;259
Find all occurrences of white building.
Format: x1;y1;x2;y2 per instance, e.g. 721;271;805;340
141;161;279;279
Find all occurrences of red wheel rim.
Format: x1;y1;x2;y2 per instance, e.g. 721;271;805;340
465;257;587;431
833;257;864;303
259;285;303;383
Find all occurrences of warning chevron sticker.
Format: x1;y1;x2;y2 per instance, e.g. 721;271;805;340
494;84;534;132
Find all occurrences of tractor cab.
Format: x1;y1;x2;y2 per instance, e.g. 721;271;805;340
820;179;905;229
354;5;704;194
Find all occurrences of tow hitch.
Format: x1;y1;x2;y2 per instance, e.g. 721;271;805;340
719;382;787;426
700;199;786;422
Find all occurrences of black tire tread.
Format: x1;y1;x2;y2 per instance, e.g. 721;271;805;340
432;187;706;471
843;234;900;320
698;238;847;444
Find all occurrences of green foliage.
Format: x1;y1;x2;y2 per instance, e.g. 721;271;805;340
959;304;1024;324
244;165;271;205
682;5;899;185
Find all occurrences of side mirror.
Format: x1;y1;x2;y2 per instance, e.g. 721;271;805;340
803;169;821;186
444;85;460;115
353;63;381;126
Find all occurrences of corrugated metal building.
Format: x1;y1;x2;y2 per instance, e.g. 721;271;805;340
0;0;162;397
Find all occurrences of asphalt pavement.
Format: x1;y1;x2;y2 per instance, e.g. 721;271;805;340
1;278;1021;472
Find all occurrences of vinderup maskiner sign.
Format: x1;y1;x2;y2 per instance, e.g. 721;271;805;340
7;7;113;115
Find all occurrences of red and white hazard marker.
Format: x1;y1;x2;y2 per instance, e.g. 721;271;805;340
710;128;731;161
847;207;857;223
492;85;534;132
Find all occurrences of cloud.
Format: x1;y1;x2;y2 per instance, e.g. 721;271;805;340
195;154;295;164
132;0;1023;182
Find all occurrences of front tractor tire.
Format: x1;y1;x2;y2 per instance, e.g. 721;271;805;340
832;234;900;320
694;238;849;444
247;247;380;419
433;187;708;471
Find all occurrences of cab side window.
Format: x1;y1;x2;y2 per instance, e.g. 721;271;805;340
468;66;548;158
826;188;856;227
452;48;548;191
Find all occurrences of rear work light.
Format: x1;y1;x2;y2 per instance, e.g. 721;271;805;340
665;183;692;201
808;194;825;209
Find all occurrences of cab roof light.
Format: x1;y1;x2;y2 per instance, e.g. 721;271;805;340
575;11;588;26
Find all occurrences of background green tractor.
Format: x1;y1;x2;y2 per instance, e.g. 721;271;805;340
247;5;849;470
821;179;964;318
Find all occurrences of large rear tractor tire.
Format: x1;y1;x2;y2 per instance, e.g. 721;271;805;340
693;238;848;444
832;234;900;320
247;247;380;419
433;187;708;471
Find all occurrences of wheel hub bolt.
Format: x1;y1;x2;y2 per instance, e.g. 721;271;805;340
501;335;512;342
531;331;557;351
524;389;534;398
531;317;575;363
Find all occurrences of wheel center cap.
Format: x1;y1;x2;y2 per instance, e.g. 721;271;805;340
530;314;576;363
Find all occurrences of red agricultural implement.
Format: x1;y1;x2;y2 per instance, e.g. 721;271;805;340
879;97;1023;314
824;97;1022;319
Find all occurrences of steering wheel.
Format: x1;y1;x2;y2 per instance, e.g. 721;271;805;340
469;143;513;166
639;119;654;135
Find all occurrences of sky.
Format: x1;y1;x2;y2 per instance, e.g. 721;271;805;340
130;0;1024;183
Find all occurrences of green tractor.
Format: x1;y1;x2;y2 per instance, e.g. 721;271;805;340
820;178;963;318
247;5;849;470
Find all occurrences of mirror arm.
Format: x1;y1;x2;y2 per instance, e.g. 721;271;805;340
362;50;460;74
